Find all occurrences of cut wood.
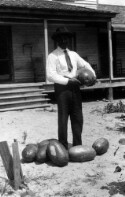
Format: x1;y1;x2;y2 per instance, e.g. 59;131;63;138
12;139;23;190
0;141;14;181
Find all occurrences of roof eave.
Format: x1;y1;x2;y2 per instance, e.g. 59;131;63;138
0;6;117;21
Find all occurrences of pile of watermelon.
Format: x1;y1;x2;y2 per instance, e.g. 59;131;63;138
22;138;109;167
22;139;69;167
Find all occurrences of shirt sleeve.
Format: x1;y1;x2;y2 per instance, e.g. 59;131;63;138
46;53;69;85
75;53;96;77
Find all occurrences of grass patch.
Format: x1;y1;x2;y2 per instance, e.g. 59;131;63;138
104;100;125;114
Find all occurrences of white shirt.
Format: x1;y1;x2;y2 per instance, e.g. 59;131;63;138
47;46;95;85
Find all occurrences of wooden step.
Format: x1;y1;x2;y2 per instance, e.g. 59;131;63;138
0;88;44;94
0;103;51;112
0;82;50;111
0;92;47;98
0;94;48;101
0;87;43;92
0;82;44;89
0;98;50;108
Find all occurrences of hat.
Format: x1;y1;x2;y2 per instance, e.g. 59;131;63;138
51;26;73;40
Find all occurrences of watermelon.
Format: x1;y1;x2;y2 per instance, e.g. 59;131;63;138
76;68;96;86
69;145;96;162
47;139;69;167
38;139;50;148
22;144;38;163
36;139;59;163
36;144;49;163
92;138;109;155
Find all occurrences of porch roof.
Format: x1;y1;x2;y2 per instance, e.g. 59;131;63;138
98;5;125;25
0;0;116;21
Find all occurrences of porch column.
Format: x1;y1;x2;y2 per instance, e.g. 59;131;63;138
107;21;113;101
44;19;49;83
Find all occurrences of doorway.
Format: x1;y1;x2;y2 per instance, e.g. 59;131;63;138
0;26;12;82
98;30;109;78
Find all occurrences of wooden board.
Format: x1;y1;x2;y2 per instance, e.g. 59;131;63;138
12;140;23;190
0;141;14;181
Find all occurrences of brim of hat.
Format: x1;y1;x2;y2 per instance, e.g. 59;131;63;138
51;32;73;40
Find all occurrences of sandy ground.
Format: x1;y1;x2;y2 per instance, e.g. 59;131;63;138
0;100;125;197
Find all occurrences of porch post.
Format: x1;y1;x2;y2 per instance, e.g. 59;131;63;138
44;19;49;83
107;21;113;101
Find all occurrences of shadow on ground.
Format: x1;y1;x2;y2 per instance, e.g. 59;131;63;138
101;181;125;196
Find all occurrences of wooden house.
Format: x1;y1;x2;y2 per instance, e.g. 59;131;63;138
0;0;117;111
54;0;98;9
98;5;125;78
95;4;125;100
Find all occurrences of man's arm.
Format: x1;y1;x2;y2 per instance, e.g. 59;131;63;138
76;53;96;77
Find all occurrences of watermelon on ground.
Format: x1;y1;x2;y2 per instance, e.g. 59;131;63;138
69;145;96;162
36;143;49;163
37;139;50;149
47;139;69;167
22;144;38;163
92;138;109;155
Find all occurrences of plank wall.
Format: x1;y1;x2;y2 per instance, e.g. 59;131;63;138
12;24;45;83
74;0;97;9
54;0;97;9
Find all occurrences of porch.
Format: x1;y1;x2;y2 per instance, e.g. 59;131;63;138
43;78;125;101
0;82;50;112
0;78;124;112
0;0;123;111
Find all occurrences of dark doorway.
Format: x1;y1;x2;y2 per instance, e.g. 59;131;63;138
0;26;12;82
113;32;125;77
98;30;109;78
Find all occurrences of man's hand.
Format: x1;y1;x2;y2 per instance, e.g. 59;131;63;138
68;78;81;87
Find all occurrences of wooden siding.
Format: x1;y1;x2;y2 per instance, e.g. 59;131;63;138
74;0;97;9
12;24;45;83
54;0;98;9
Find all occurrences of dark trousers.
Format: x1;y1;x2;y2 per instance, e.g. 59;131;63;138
54;83;83;149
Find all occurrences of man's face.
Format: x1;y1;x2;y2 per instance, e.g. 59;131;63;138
57;34;69;49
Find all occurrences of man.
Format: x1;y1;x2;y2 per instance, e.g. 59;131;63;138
47;26;96;149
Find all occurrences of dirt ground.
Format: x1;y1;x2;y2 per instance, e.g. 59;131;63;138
1;99;125;197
